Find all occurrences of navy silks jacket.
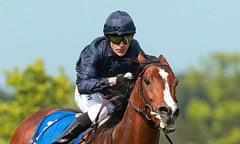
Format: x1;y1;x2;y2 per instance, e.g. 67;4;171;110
76;36;144;94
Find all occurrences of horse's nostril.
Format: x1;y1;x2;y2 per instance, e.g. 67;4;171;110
159;106;171;116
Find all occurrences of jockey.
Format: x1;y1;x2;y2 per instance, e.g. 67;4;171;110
53;10;145;144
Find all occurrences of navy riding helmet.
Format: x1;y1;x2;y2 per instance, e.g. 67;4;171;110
103;10;136;36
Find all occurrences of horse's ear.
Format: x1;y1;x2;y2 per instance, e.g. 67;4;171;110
138;52;146;63
159;54;169;65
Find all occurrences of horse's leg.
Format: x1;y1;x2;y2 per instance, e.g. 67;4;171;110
10;108;61;144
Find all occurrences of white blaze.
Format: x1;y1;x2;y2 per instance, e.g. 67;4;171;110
158;68;177;111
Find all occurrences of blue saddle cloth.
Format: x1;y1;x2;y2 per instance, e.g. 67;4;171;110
30;111;84;144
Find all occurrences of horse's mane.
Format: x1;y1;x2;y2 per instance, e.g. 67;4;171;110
91;54;160;135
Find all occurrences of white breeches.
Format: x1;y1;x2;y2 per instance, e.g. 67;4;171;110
74;86;114;122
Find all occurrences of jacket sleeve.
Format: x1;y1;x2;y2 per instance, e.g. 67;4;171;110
75;40;109;94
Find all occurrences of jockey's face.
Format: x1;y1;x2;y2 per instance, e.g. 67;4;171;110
110;41;130;57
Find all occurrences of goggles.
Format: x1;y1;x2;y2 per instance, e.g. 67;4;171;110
108;34;133;44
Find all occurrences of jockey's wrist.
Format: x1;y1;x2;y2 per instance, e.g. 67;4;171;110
108;77;117;87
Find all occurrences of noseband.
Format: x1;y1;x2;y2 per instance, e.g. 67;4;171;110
128;63;174;144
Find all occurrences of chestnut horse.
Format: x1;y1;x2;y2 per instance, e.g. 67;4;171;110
10;53;179;144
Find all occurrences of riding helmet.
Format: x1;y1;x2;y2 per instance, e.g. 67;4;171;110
103;10;136;35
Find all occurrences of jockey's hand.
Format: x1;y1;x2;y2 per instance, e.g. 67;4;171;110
116;72;133;84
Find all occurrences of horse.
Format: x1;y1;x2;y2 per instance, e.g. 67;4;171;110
10;53;179;144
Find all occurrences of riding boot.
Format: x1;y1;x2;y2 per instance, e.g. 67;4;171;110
52;112;92;144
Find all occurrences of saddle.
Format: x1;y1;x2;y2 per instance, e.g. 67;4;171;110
29;97;117;144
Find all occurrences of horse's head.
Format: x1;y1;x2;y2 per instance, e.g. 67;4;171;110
131;53;179;133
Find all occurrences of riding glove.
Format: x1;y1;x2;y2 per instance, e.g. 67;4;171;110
116;72;133;84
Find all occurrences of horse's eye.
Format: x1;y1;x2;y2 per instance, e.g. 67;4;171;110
144;77;151;85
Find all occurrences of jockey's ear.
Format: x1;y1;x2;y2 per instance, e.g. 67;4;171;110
159;55;169;65
137;52;146;63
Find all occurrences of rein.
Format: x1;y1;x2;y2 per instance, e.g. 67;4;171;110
128;63;174;144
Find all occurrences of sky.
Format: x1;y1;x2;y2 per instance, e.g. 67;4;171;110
1;0;240;89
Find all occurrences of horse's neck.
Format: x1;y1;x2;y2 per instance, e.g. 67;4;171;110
113;88;160;144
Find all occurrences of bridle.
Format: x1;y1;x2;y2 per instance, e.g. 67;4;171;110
128;63;174;144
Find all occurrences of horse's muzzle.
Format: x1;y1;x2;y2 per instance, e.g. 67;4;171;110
158;106;180;133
